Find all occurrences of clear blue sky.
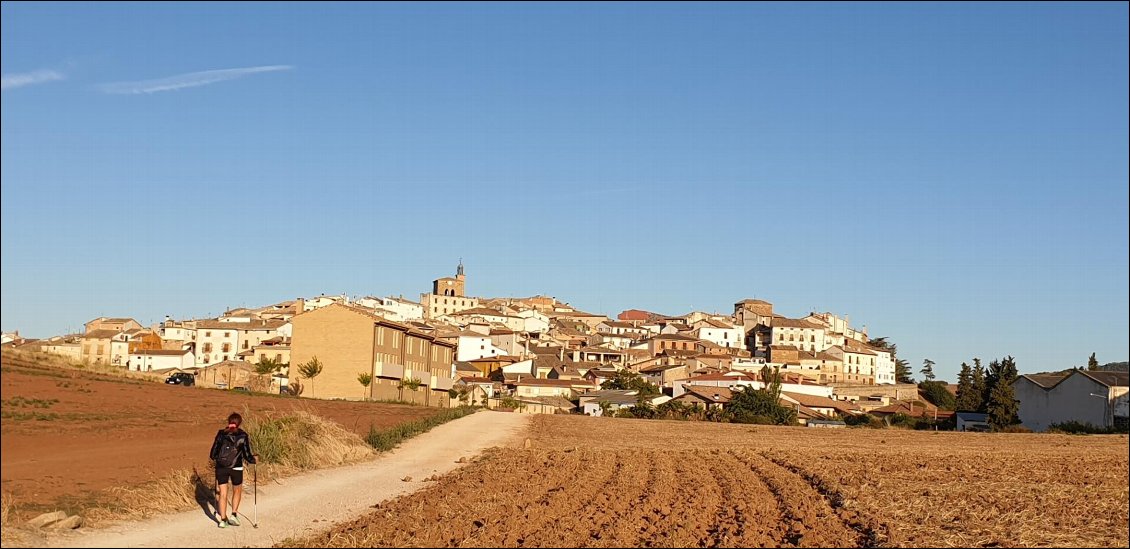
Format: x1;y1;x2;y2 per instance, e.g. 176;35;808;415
3;2;1127;379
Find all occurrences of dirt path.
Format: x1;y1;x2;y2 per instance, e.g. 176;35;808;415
36;411;529;548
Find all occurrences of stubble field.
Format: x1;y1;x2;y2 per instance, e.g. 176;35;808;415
290;414;1130;548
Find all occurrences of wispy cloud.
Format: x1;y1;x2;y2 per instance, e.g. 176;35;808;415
98;65;293;94
1;69;65;91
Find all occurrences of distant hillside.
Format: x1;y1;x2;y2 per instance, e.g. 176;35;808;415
1099;361;1128;372
1035;361;1128;377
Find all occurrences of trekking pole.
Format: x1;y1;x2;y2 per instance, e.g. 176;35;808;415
253;463;258;528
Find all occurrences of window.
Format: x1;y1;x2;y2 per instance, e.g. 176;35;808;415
260;354;268;361
222;343;231;353
242;341;249;350
206;331;212;337
225;332;230;338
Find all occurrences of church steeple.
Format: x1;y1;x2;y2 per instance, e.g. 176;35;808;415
456;259;464;277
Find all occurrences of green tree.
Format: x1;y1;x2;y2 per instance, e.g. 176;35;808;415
297;356;324;398
254;356;282;392
1088;352;1099;371
920;358;936;381
986;356;1021;429
357;372;373;399
955;362;982;412
727;368;796;425
255;356;282;376
972;358;989;412
918;380;956;410
894;359;914;384
600;370;659;397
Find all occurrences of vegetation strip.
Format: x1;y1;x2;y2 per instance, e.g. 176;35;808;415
365;406;478;451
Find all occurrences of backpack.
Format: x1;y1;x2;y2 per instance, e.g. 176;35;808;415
215;432;244;469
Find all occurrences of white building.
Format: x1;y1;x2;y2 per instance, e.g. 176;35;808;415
300;294;348;312
160;320;197;344
354;296;425;322
130;349;196;372
692;319;744;350
230;320;288;359
1013;370;1129;432
443;308;525;332
873;348;895;385
515;309;551;334
770;318;827;353
805;312;868;344
193;321;239;365
446;331;507;362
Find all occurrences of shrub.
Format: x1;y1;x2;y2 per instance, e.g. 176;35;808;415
365;406;477;452
996;424;1033;433
844;413;885;429
1047;421;1129;435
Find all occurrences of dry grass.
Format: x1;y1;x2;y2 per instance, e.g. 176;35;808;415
3;349;166;383
78;410;374;527
1;491;12;528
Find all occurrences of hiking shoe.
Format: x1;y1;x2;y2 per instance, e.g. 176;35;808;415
227;515;240;526
218;518;228;528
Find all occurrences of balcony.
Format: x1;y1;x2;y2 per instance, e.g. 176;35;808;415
406;370;432;387
374;361;405;380
431;375;453;391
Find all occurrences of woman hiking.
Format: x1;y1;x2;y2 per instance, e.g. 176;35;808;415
209;412;257;527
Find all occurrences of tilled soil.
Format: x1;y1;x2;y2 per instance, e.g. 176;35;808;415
289;415;1129;548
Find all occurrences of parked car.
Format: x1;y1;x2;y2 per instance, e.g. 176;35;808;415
165;372;195;386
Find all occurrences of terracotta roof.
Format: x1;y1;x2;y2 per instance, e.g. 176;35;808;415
601;321;638;329
678;386;734;403
735;299;772;305
781;391;859;414
772;318;824;329
842;343;877;356
515;378;595;388
650;334;699;342
640;362;687;373
193;320;243;330
83;329;120;339
679;372;759;383
458;376;494;384
701;319;737;329
447;307;517;318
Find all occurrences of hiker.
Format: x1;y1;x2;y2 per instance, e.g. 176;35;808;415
209;412;257;528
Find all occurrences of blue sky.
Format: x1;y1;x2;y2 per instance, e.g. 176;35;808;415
2;2;1127;379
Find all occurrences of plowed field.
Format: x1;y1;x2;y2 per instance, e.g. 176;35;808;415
290;415;1129;548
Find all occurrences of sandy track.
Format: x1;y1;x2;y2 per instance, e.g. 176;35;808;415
36;411;529;548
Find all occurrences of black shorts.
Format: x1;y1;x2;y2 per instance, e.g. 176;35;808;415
216;467;244;486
